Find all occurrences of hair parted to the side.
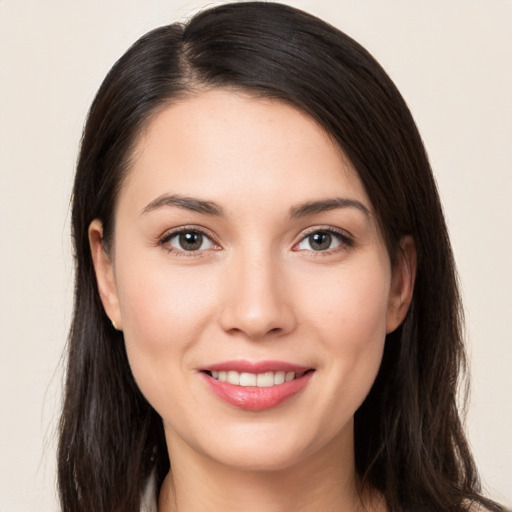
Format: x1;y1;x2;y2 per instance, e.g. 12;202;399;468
58;2;503;511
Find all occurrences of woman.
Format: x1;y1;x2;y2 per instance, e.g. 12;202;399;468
58;2;504;511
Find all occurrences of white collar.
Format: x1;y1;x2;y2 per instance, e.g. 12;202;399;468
140;471;158;512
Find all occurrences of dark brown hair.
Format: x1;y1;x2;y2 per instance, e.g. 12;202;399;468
58;2;503;511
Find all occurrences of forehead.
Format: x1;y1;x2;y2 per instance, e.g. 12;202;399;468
120;89;371;215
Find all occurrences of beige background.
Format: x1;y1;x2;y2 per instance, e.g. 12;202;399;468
0;0;510;510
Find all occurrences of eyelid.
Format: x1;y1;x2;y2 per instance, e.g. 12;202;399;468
158;225;222;254
157;224;353;255
292;225;354;252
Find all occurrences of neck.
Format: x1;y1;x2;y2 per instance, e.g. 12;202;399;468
158;422;385;512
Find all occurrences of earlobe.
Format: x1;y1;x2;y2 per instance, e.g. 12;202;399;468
88;219;122;331
386;236;417;333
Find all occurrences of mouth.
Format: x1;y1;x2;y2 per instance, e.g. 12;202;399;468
202;369;313;387
199;362;316;411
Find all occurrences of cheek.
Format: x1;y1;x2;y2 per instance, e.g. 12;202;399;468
297;258;390;402
113;253;218;397
117;248;216;334
300;257;391;342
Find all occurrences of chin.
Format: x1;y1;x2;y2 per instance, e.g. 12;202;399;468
205;440;313;472
168;411;352;474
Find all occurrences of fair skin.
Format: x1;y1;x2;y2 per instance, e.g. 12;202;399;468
90;89;415;512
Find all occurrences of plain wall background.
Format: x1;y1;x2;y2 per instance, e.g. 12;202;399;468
0;0;510;510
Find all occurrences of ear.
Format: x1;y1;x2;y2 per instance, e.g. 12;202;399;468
88;219;122;331
386;236;416;333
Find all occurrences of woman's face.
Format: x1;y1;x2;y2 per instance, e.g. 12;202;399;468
91;89;413;471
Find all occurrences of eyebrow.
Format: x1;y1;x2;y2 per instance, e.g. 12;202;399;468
141;194;370;219
141;194;224;216
289;197;370;218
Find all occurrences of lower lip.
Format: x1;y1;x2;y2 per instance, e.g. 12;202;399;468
200;371;314;411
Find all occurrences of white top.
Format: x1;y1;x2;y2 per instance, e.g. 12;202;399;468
138;476;495;512
140;473;158;512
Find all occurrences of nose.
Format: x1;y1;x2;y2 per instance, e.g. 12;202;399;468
218;248;297;341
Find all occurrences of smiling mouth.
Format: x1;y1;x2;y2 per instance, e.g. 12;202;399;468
202;369;314;387
200;365;316;410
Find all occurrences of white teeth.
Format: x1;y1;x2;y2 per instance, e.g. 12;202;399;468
227;371;240;385
274;371;285;385
211;370;300;387
239;372;257;386
256;372;275;387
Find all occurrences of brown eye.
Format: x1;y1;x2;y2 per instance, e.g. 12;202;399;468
295;229;350;252
164;230;216;252
178;232;203;251
308;232;332;251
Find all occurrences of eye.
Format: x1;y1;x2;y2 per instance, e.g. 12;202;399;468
295;229;351;252
162;229;217;252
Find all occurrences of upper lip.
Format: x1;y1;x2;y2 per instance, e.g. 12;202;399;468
199;360;313;374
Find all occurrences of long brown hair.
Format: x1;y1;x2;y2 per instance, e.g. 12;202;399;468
58;2;503;511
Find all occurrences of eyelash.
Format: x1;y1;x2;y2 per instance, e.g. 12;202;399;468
158;226;354;256
159;226;220;257
292;227;354;255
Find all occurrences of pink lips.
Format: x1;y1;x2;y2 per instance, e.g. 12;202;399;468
199;360;315;411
